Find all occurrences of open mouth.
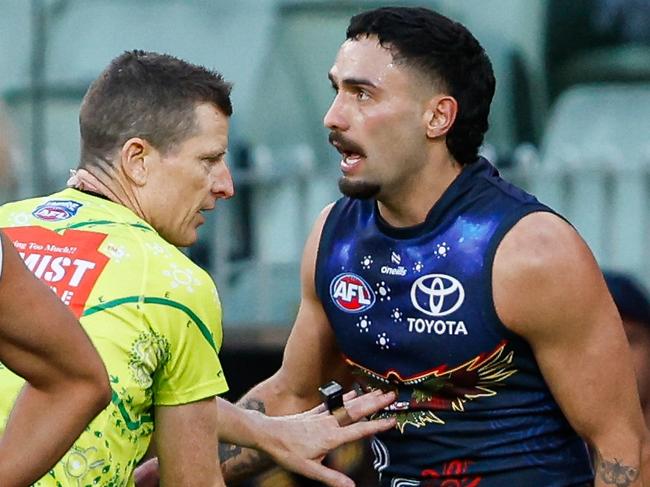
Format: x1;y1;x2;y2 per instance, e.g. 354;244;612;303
341;151;364;171
329;132;366;174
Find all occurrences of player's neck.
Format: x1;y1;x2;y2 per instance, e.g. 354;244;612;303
377;155;462;228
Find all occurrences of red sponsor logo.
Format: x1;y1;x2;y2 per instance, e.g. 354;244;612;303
421;459;482;487
4;227;109;317
329;272;376;313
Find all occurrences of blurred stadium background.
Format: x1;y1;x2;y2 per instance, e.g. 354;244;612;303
0;0;649;484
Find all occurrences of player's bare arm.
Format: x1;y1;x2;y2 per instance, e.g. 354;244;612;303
154;397;225;486
494;212;648;487
214;390;394;486
217;204;395;485
0;230;111;486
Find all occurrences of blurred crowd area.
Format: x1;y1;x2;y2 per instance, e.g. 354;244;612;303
0;1;649;484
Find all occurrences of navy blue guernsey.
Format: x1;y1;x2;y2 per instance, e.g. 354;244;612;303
315;158;593;486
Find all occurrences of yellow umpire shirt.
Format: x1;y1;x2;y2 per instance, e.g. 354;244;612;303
0;188;228;486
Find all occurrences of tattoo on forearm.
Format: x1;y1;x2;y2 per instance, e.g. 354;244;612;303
218;398;266;463
595;450;639;487
219;396;273;481
239;397;266;414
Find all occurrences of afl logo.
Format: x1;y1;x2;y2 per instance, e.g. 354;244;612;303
330;273;376;313
32;200;82;222
410;273;465;317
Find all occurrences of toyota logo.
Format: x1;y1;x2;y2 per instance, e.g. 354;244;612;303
410;274;465;317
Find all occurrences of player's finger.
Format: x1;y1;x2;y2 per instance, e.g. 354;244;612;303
309;388;369;417
309;402;328;414
336;416;396;444
343;390;358;401
344;390;396;421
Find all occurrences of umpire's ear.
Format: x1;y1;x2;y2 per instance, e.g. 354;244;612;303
120;137;152;186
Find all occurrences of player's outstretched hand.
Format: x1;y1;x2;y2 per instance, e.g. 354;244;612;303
256;388;396;487
134;389;396;487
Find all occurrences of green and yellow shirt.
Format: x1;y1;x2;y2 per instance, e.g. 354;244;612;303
0;188;228;486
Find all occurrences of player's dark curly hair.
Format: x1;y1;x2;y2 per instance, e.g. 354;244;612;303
347;7;495;165
79;50;232;168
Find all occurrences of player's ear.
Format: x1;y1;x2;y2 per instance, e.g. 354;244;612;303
120;138;152;186
424;95;458;139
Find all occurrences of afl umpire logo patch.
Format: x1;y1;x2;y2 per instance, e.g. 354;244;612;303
330;272;376;313
32;200;82;222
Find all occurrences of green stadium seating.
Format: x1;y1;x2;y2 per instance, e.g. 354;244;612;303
531;83;650;286
544;0;650;103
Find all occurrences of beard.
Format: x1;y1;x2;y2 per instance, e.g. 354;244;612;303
338;176;380;199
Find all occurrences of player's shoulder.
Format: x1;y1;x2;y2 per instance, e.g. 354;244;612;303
499;212;582;263
494;211;606;339
494;211;594;293
305;202;337;255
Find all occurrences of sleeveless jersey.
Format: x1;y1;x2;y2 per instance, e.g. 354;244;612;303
0;188;228;486
315;158;593;486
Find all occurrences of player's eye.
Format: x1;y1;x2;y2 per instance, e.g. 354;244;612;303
356;90;370;101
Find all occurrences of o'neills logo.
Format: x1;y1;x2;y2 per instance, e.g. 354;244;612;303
4;226;109;317
329;272;376;313
381;265;407;276
381;251;407;276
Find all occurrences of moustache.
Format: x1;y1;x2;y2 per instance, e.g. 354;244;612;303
328;132;366;157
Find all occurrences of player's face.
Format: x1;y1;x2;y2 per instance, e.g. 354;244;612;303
144;103;234;247
324;36;431;200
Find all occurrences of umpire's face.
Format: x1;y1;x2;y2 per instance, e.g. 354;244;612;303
138;102;234;247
